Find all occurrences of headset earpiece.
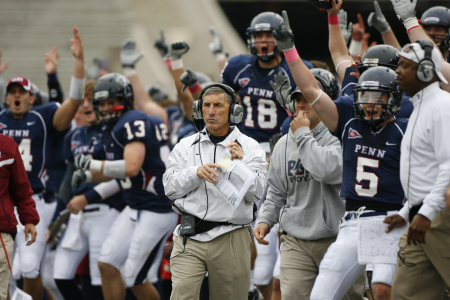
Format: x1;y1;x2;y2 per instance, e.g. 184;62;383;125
192;83;243;123
416;40;435;83
286;94;296;114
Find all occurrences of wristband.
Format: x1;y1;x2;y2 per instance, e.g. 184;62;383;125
214;52;227;62
349;40;363;56
69;76;86;101
310;90;323;106
164;58;172;69
283;47;299;63
123;67;137;77
188;83;200;94
328;14;339;25
93;179;121;200
404;18;420;33
85;171;93;183
89;160;103;173
171;59;183;70
335;60;352;73
102;160;126;179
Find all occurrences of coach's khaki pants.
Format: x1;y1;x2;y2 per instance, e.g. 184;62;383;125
0;233;14;300
280;234;365;300
392;207;450;300
170;227;252;300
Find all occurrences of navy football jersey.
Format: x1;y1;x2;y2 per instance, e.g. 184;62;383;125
63;124;118;208
221;54;313;143
147;115;170;167
0;103;58;193
333;96;408;205
103;110;172;212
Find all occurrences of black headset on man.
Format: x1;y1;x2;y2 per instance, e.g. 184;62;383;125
414;39;436;83
192;83;244;124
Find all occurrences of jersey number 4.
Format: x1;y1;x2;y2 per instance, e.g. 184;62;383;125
355;157;379;197
18;138;33;172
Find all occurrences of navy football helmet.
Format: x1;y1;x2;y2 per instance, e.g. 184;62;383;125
310;68;340;100
246;12;283;63
421;6;450;51
357;45;400;75
353;66;402;128
92;73;133;126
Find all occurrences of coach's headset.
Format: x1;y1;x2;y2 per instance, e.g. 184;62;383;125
192;83;243;124
413;40;435;83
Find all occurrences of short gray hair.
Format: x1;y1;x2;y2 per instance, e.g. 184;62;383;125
202;86;233;105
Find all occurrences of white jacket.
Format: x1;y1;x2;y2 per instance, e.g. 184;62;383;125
163;126;267;241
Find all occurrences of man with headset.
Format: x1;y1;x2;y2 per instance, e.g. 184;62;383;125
163;83;268;300
384;40;450;299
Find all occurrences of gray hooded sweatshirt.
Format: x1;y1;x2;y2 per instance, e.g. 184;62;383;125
258;122;345;240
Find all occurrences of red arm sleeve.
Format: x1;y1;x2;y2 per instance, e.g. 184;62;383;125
10;143;39;226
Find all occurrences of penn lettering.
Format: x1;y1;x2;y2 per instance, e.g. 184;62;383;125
354;144;386;158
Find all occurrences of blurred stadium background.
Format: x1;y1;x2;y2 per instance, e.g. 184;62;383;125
1;0;447;99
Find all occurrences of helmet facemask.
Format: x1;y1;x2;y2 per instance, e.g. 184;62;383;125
354;89;399;129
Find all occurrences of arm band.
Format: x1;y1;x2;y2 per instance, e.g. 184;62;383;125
310;90;323;106
165;58;172;69
349;40;363;56
335;60;352;73
188;83;201;93
94;179;121;200
283;47;299;63
171;59;183;70
328;14;339;25
69;76;86;101
102;160;126;179
404;17;420;33
89;160;103;173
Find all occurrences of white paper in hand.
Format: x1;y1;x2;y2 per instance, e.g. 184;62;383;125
11;287;32;300
358;220;406;265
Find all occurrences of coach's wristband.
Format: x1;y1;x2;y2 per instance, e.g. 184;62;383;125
328;14;339;25
69;76;86;101
283;47;299;63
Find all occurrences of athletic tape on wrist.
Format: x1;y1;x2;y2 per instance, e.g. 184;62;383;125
93;179;120;200
171;59;183;70
310;90;323;106
283;47;299;63
188;83;201;93
89;160;103;173
328;14;339;25
403;17;420;33
122;67;137;77
69;76;86;101
349;40;363;56
102;160;126;179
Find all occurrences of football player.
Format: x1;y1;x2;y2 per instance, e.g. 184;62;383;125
420;6;450;62
0;27;86;300
73;73;178;300
273;10;408;300
220;11;313;155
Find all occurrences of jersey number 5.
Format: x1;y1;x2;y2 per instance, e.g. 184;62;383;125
355;157;379;197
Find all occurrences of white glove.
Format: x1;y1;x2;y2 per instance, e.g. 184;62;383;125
269;71;292;107
339;9;353;45
120;38;144;68
390;0;418;22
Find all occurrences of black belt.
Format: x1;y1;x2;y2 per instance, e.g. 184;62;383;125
83;207;100;213
180;213;233;236
409;204;423;223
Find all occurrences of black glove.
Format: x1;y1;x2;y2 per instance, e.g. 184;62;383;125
181;69;199;93
154;29;169;58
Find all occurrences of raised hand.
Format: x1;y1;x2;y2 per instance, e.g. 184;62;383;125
339;9;353;45
352;14;366;41
0;50;10;74
209;26;223;54
368;1;391;34
327;0;343;16
269;71;292;107
390;0;418;22
169;41;190;60
45;46;59;74
272;10;295;51
121;38;144;68
154;29;169;58
70;26;84;60
180;69;198;93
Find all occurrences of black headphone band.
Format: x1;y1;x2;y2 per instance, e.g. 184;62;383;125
198;83;237;104
418;40;433;62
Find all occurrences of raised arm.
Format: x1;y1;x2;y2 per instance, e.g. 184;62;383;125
52;27;85;131
390;0;450;91
328;0;354;80
120;38;169;127
368;1;401;50
273;11;339;132
45;46;64;103
208;26;228;72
